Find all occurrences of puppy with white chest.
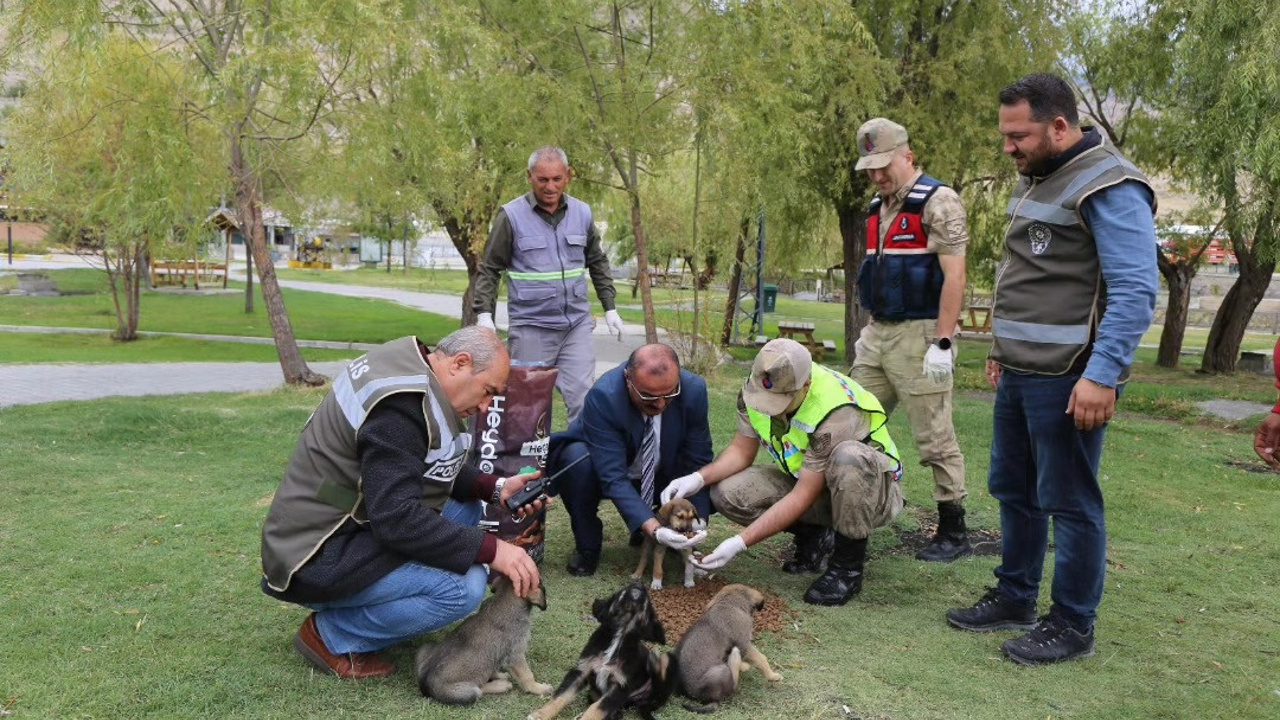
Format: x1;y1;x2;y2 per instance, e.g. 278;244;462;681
528;582;672;720
632;498;701;590
668;583;783;713
415;574;552;705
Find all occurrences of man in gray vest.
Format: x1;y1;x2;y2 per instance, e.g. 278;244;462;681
260;326;547;679
947;73;1157;666
473;146;624;425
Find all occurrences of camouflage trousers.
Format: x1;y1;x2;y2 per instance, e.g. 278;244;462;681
850;317;967;505
710;440;904;540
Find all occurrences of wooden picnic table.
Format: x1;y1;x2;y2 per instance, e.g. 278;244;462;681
775;320;835;361
960;304;993;334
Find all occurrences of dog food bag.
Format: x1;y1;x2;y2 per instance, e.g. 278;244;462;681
470;361;558;564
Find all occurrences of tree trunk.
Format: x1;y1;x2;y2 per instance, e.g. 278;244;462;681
839;200;868;368
231;134;324;386
244;237;255;314
439;209;484;328
1155;252;1197;368
720;218;749;347
129;244;144;338
1200;261;1274;373
631;193;658;343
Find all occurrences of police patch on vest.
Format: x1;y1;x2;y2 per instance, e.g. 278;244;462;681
899;217;909;230
423;452;467;483
1029;223;1052;255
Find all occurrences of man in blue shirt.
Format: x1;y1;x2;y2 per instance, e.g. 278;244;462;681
946;73;1158;665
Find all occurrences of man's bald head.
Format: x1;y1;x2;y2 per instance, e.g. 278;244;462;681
629;343;680;379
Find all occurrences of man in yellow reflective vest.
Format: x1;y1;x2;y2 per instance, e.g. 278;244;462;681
662;339;905;605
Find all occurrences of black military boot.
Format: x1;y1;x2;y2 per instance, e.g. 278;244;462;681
803;534;867;606
782;522;835;574
916;501;973;563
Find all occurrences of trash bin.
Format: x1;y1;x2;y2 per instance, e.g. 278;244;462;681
762;284;778;313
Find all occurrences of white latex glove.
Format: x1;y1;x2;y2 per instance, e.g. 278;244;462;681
660;472;704;505
654;527;708;551
475;312;496;331
604;309;625;341
923;343;954;384
692;535;746;571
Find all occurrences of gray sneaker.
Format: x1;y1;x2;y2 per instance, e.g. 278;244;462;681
946;587;1038;632
1002;613;1096;665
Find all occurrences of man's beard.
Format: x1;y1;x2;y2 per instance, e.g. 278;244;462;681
1015;135;1056;176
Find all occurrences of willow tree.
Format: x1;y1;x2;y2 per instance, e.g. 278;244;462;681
3;0;383;385
681;0;888;348
1061;0;1197;368
1161;0;1280;373
4;36;219;340
823;0;1062;363
328;1;553;326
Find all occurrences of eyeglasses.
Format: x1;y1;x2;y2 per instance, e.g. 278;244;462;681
625;371;681;403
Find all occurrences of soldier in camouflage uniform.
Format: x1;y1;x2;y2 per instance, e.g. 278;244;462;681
849;118;972;563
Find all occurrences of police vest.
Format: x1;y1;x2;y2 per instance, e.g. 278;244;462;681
504;194;595;330
993;141;1154;376
857;175;946;321
261;336;471;592
745;364;901;479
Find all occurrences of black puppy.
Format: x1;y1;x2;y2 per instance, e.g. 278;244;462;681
527;582;672;720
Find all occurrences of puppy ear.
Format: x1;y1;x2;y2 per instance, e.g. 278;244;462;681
641;601;666;644
530;583;548;611
592;596;610;623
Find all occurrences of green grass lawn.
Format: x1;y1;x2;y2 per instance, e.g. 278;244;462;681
1;372;1277;719
0;268;461;354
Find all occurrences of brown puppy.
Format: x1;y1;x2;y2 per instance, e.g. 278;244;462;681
415;575;552;705
632;498;700;591
668;583;783;713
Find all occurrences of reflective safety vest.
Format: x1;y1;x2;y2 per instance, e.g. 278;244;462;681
504;194;595;329
993;141;1154;376
261;336;470;592
746;364;901;479
857;175;946;321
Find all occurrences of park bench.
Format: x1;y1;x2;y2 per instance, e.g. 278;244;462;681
151;260;228;289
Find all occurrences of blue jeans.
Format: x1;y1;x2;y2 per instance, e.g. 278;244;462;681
989;372;1113;630
304;500;489;654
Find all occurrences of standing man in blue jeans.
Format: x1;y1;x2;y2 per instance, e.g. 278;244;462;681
260;326;547;679
946;73;1157;665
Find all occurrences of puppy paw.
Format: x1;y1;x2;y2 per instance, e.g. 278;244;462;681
529;682;554;696
766;670;784;682
650;578;664;591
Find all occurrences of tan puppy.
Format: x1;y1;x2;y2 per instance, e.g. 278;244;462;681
668;583;783;713
632;498;700;590
415;575;552;705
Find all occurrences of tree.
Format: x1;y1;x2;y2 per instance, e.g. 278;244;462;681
326;1;549;327
1161;0;1280;373
4;0;382;385
4;36;219;340
1061;0;1201;369
826;0;1062;365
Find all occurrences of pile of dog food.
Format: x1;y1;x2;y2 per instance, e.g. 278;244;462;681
650;578;794;642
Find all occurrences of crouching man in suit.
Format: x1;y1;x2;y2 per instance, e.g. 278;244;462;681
547;343;712;576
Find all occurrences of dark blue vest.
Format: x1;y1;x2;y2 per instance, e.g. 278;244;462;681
857;175;946;321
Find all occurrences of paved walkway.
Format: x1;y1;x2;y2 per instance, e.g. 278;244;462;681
1;255;650;408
